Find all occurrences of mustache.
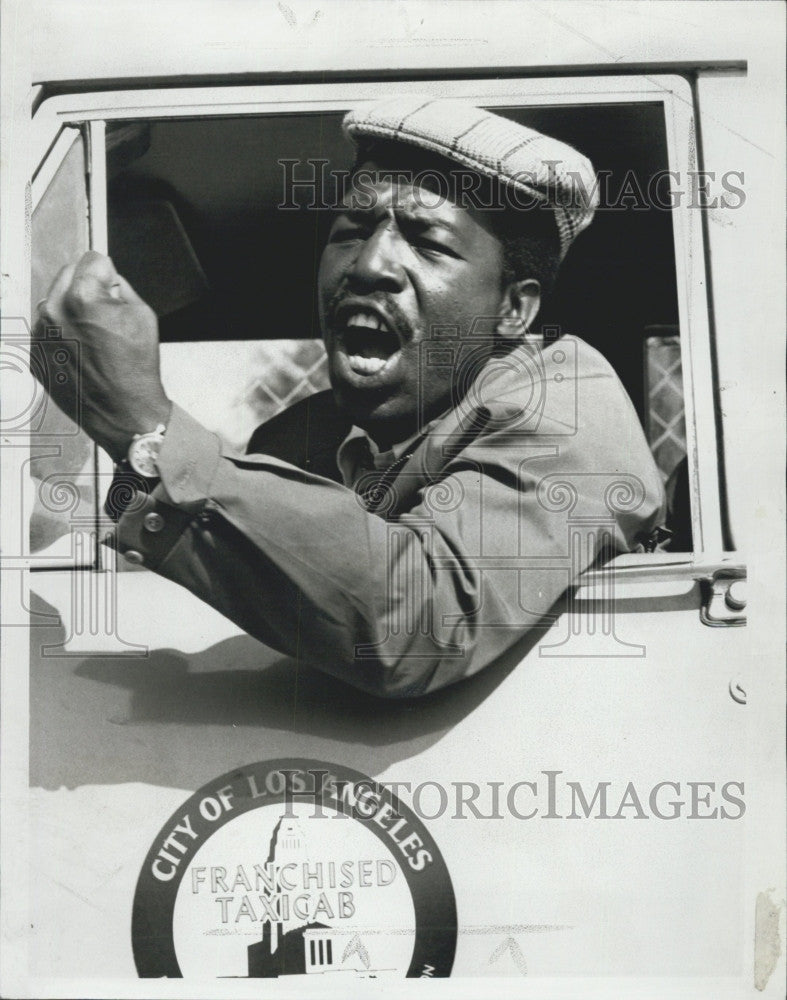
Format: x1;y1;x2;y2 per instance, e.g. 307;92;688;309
325;290;416;342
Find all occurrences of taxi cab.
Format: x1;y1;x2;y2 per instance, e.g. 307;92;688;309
1;2;783;996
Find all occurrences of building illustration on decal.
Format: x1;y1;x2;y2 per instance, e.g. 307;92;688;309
245;815;392;978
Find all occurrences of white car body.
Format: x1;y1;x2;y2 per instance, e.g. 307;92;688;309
1;2;784;996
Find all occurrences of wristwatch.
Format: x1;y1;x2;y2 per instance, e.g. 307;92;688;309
127;423;167;477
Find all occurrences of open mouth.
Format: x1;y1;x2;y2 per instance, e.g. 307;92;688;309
339;310;402;377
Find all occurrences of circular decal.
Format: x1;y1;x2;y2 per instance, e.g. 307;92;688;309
132;759;457;978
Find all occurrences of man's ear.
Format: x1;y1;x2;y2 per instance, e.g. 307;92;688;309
496;279;541;339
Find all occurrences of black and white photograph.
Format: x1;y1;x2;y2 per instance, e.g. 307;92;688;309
0;1;784;996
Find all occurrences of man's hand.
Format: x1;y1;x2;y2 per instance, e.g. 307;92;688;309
32;251;172;462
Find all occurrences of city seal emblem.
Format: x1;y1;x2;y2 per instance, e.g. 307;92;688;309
132;759;457;978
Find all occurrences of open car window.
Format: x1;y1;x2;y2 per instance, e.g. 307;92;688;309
30;76;725;574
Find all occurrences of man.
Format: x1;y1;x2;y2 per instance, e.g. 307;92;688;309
33;95;665;698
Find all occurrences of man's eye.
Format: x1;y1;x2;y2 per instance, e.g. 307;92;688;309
329;227;364;244
413;238;459;259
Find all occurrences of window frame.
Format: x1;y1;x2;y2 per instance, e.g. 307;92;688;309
29;74;731;584
28;125;99;569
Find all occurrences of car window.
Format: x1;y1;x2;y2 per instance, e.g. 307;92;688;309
31;76;725;571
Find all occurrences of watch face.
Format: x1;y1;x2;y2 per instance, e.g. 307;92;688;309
128;433;163;477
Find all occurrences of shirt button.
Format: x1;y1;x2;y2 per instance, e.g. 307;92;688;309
143;511;165;533
123;549;144;565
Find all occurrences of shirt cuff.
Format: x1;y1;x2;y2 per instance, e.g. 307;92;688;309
156;402;223;512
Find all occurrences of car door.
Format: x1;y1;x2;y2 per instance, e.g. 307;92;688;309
25;75;752;982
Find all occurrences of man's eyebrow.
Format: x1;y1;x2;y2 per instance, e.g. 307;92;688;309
337;206;375;222
335;204;462;238
395;210;461;237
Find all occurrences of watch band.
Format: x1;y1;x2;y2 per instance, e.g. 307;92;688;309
104;465;159;522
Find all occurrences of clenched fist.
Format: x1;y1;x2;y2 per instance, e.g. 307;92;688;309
32;251;172;463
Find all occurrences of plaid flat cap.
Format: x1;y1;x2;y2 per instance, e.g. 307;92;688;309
343;94;599;259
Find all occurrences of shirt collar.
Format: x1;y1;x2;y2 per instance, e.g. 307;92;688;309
336;422;432;489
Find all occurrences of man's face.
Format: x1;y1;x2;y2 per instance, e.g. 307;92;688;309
318;162;509;446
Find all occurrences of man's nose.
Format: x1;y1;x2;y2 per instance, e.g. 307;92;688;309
347;227;406;294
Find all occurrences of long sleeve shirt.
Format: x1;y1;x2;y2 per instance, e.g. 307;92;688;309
112;336;666;698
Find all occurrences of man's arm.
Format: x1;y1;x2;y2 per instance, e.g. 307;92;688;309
111;374;663;698
34;252;665;698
